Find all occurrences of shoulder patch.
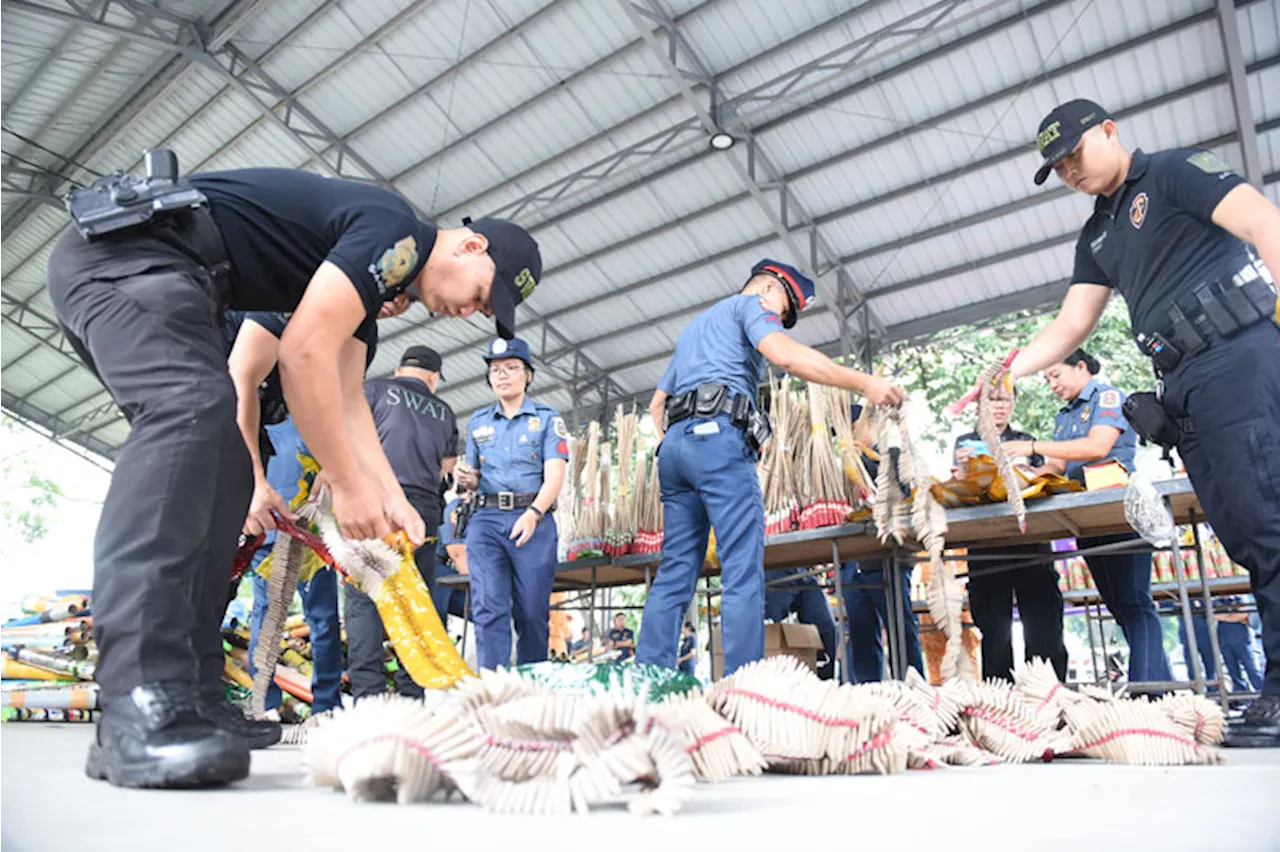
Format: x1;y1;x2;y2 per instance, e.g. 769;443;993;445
369;235;419;294
552;416;568;439
1099;390;1121;408
1186;150;1232;175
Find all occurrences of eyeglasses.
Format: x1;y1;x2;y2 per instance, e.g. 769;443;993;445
488;362;526;377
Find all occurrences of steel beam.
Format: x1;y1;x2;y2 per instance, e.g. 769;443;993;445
1;389;119;462
1216;0;1264;186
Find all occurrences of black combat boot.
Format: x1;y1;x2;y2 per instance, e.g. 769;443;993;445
86;682;251;788
198;687;283;749
1224;694;1280;748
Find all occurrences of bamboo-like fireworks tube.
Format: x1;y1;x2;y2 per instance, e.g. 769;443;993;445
10;646;95;680
975;362;1027;533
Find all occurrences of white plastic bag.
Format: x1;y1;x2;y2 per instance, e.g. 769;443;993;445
1124;473;1176;548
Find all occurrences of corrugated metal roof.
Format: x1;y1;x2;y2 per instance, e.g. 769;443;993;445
4;0;1278;459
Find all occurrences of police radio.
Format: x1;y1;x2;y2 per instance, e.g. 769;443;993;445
65;147;207;239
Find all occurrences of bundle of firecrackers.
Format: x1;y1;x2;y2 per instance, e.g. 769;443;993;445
2;592;100;722
301;656;1225;817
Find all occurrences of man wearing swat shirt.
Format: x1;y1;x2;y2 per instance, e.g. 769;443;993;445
45;165;542;788
346;345;458;700
1005;100;1280;746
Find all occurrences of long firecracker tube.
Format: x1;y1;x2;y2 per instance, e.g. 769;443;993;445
2;655;77;682
0;618;91;638
273;665;312;703
3;684;98;710
2;707;100;723
223;658;254;689
10;647;95;680
19;594;89;615
1;635;67;651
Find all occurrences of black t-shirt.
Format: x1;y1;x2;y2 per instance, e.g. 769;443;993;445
952;426;1044;469
193;169;436;324
1071;148;1250;336
363;376;458;496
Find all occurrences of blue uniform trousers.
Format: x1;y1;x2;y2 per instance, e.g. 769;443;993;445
966;544;1067;682
1081;534;1172;684
638;414;765;676
841;561;923;683
765;569;837;680
465;508;558;671
1161;321;1280;695
247;562;343;713
1180;615;1263;693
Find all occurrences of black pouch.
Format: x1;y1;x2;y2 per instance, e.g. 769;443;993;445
665;389;696;426
693;383;728;417
1122;392;1182;449
744;409;774;456
454;499;477;539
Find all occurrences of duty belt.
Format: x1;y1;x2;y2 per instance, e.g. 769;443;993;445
664;382;753;428
1134;259;1276;373
474;491;540;510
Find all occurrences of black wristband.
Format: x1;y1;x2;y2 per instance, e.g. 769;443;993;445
528;505;545;520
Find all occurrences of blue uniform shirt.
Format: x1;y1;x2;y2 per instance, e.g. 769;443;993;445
437;498;462;565
1052;379;1136;483
657;294;785;401
465;398;569;494
1071;148;1250;335
609;627;635;662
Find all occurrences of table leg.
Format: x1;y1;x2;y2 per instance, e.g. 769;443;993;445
588;565;598;662
1083;593;1100;686
1190;511;1229;709
831;540;847;684
1168;497;1205;694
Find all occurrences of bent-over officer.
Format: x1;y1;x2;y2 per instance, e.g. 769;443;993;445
346;346;458;701
1008;99;1279;745
636;259;905;676
46;154;542;788
455;338;568;671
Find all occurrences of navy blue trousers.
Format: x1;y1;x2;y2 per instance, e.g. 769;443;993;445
1180;614;1264;693
840;561;923;683
765;568;837;680
465;508;558;671
248;567;343;713
1081;534;1172;685
1161;321;1280;694
638;414;765;676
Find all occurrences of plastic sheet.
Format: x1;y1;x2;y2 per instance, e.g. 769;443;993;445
1124;473;1176;548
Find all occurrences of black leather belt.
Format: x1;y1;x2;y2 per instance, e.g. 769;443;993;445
665;382;753;428
474;491;539;510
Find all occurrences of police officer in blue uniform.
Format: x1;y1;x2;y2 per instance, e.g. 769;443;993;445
433;497;471;624
46;156;543;787
455;338;569;671
346;345;458;700
678;622;698;676
765;568;837;680
1011;101;1280;743
608;613;636;662
636;259;905;676
1005;348;1172;687
841;560;924;683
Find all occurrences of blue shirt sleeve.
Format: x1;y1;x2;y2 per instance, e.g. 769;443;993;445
657;359;676;394
735;294;786;349
1160;149;1248;223
1072;227;1111;287
465;415;482;468
543;409;570;462
1092;386;1130;432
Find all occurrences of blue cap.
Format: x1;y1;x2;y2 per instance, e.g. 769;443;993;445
483;336;533;368
750;259;816;329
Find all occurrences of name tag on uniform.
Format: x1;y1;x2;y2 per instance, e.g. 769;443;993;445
693;422;720;435
473;425;495;444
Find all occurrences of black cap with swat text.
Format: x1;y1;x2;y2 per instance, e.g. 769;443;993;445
467;218;542;341
1033;99;1111;185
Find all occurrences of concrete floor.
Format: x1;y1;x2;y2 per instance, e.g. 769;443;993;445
3;725;1279;852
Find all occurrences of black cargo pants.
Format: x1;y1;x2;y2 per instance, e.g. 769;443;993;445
46;226;251;700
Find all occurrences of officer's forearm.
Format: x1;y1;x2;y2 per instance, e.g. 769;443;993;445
1030;438;1114;463
534;459;567;514
649;390;668;439
446;544;468;574
231;374;267;485
765;337;874;393
279;344;361;487
1009;285;1111;378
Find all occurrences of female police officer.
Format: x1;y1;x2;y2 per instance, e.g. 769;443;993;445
1006;100;1280;745
636;259;904;676
1004;348;1171;687
454;338;568;671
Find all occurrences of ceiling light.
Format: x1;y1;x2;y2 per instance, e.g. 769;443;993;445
708;132;735;151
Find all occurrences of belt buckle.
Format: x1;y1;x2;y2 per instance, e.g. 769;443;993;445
498;492;515;511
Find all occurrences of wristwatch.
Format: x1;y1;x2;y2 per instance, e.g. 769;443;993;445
528;505;545;522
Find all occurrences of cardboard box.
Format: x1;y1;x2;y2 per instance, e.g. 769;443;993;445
1083;459;1129;491
709;622;825;681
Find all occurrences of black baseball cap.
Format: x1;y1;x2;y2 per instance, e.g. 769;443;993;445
1033;99;1111;185
467;218;542;340
400;345;444;379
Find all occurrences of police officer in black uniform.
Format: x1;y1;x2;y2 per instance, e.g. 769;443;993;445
347;345;458;700
1009;100;1280;746
46;155;542;788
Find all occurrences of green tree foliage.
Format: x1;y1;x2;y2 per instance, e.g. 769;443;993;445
878;298;1154;451
2;416;65;545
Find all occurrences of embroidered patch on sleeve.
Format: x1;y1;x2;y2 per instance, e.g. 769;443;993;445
1186;151;1232;175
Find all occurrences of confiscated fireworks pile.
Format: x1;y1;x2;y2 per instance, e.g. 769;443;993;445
2;592;100;722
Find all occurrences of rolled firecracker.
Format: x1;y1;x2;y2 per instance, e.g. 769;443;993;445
1;655;77;682
1;707;100;723
60;642;90;661
1;634;66;651
10;647;95;680
65;625;91;645
2;683;99;710
289;624;311;639
223;657;254;690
